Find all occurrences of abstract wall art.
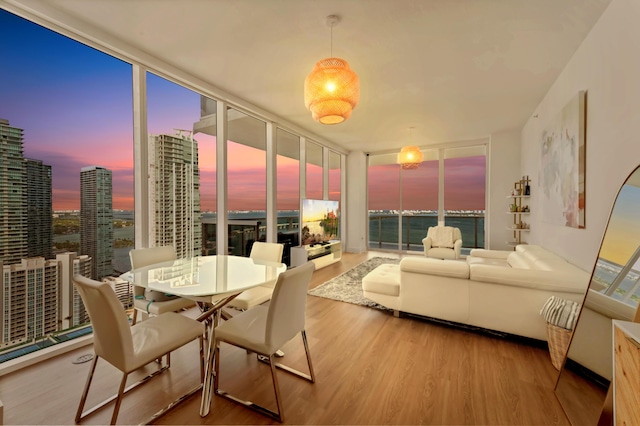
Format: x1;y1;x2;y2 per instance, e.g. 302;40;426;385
540;90;586;228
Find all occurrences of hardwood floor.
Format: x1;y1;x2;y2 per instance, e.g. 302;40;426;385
0;251;581;425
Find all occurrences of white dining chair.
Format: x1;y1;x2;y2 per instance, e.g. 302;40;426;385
213;261;316;422
227;241;284;310
72;274;205;425
129;246;195;325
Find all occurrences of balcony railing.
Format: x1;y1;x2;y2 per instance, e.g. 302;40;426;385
368;214;485;252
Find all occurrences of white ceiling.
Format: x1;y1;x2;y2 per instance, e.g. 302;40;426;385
6;0;612;154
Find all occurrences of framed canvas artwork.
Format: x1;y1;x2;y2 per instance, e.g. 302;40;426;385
540;90;586;228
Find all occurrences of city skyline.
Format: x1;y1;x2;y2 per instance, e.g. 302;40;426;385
1;9;486;213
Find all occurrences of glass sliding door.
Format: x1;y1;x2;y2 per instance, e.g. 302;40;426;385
226;108;266;256
368;154;400;250
401;150;438;251
368;144;487;253
443;146;486;252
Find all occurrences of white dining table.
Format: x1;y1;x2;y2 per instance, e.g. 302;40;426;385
125;255;286;419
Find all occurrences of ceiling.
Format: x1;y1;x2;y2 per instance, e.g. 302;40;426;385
6;0;612;154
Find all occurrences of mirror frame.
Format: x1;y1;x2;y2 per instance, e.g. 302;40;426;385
554;165;640;425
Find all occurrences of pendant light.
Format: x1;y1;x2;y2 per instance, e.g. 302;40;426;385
398;127;424;170
304;15;360;125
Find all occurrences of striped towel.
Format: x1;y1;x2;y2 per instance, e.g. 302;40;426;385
540;296;581;330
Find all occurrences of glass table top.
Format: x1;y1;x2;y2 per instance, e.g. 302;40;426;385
128;255;286;298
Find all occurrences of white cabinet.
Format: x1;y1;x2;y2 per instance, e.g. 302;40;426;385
290;240;342;269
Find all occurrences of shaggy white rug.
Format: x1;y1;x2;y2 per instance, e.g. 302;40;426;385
307;257;399;311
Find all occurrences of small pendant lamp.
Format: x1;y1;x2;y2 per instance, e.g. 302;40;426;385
304;15;359;125
398;128;424;169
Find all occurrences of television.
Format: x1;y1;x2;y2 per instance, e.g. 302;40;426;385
301;199;339;245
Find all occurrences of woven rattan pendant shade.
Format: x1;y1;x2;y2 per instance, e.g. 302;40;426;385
398;145;423;169
304;57;359;124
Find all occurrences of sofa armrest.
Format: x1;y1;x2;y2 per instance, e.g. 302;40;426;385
469;264;588;294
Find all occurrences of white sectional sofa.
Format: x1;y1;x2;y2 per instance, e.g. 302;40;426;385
362;245;590;341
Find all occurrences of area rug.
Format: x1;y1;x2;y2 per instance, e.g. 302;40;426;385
308;257;400;311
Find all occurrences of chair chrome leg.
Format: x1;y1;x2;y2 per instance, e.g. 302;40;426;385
131;309;138;325
268;354;284;422
110;373;129;425
76;356;170;423
199;336;205;383
75;354;99;423
301;330;316;383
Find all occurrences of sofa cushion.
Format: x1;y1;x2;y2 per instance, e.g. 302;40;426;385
400;257;469;279
362;264;400;296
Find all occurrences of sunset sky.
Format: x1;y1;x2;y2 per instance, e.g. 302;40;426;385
599;182;640;267
1;9;485;213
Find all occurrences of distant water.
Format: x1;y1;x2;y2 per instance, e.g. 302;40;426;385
368;213;485;250
593;257;640;305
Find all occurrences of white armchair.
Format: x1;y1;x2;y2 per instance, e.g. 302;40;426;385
422;226;462;260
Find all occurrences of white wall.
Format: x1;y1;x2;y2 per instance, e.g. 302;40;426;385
488;129;522;251
521;0;640;272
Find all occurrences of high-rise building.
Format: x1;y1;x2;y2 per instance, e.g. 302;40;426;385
80;166;113;280
56;252;92;330
1;257;58;346
26;159;53;259
0;119;28;265
149;130;201;258
103;276;132;309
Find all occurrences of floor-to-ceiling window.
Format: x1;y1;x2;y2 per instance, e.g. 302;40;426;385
306;141;323;200
443;146;486;250
276;128;300;232
368;144;486;253
0;9;133;352
276;128;301;263
193;97;218;255
368;154;401;250
147;73;219;260
226;108;266;256
0;6;346;362
328;150;341;202
401;150;438;251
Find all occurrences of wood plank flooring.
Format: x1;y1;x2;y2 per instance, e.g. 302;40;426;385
0;251;584;425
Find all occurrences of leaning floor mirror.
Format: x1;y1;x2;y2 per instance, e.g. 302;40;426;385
554;165;640;425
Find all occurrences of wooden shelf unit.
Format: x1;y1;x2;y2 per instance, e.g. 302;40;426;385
507;176;531;247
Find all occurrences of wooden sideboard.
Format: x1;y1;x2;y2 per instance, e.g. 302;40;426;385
612;320;640;425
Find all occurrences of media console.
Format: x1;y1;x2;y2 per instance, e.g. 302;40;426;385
290;240;342;269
